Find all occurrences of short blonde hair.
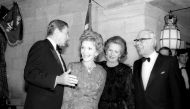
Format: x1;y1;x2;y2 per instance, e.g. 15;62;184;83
80;30;104;54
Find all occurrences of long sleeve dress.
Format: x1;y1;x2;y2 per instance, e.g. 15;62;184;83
61;62;106;109
98;61;135;109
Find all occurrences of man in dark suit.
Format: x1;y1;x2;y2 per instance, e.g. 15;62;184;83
133;30;182;109
176;49;190;109
24;19;78;109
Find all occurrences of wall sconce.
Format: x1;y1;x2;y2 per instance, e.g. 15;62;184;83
160;10;180;49
160;7;190;50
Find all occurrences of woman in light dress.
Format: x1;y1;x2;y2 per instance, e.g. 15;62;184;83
61;30;106;109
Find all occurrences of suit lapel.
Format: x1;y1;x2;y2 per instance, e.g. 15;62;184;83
46;39;64;72
60;55;67;71
50;49;64;70
146;54;162;90
136;59;145;91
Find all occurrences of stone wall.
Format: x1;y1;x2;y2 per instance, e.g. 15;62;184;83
4;0;166;108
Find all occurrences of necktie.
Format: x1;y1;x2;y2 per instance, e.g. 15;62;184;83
181;67;186;70
142;57;150;62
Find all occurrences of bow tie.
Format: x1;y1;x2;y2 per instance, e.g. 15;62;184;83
180;67;186;70
142;57;150;62
56;45;62;54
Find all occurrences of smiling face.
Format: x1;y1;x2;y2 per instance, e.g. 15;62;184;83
81;40;98;62
134;30;156;57
106;42;122;63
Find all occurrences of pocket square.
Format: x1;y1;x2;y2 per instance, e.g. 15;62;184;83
160;71;165;74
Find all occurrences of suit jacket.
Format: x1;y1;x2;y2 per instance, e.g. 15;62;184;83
180;65;190;109
24;39;66;109
185;67;190;94
133;54;182;109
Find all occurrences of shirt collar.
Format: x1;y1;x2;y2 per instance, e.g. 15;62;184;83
147;51;158;62
179;63;185;69
47;37;56;50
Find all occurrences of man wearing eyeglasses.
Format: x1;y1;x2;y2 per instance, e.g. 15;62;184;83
132;30;182;109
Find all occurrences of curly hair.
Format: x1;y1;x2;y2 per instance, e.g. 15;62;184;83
80;30;104;54
104;36;127;60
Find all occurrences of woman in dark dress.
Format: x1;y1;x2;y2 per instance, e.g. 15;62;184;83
98;36;135;109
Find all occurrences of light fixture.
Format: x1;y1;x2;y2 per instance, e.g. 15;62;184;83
160;7;190;50
160;10;180;49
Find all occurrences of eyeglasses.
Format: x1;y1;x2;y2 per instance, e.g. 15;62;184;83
134;38;152;44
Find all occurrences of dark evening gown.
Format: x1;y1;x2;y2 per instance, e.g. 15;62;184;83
61;62;106;109
98;61;135;109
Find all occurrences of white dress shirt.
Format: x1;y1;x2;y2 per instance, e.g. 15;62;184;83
142;51;158;90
